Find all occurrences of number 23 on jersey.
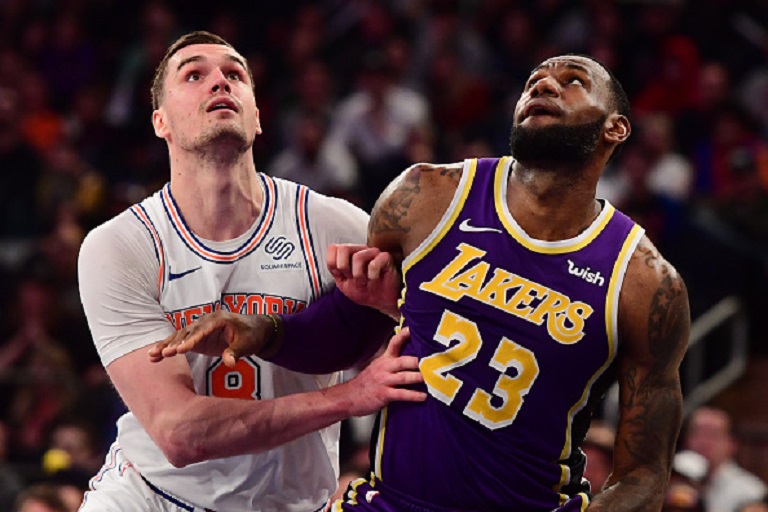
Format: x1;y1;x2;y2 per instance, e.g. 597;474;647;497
419;310;540;430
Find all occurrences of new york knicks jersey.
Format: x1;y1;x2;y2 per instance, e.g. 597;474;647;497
80;173;368;511
371;157;644;510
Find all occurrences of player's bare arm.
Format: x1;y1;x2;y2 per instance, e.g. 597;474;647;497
117;326;425;468
368;162;463;260
589;236;690;511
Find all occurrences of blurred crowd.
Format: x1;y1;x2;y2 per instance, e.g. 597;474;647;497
1;0;767;509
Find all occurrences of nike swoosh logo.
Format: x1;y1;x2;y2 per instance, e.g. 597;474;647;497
458;219;503;234
168;266;202;281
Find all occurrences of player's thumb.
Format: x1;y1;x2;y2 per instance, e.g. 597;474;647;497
222;347;242;368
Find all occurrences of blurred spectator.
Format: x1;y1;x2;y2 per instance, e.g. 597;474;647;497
581;420;615;493
19;70;65;155
640;113;694;204
5;345;79;464
664;450;708;512
676;61;732;156
410;0;490;84
44;419;102;479
0;86;45;239
105;0;179;130
0;273;79;461
278;60;337;147
632;34;701;116
64;84;119;187
691;102;768;243
37;143;105;231
684;406;767;512
36;13;100;112
268;112;360;204
597;144;667;244
739;496;768;512
330;50;429;209
425;45;492;156
13;483;68;512
0;420;23;506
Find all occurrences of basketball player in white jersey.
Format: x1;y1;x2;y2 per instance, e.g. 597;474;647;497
77;31;425;512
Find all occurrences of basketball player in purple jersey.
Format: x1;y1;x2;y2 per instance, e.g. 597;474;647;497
153;54;690;511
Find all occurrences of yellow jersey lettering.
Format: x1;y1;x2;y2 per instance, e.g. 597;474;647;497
420;244;595;344
550;302;594;344
527;290;569;326
476;268;524;309
503;279;547;318
420;243;487;301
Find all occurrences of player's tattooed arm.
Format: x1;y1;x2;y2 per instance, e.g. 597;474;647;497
588;237;690;511
368;162;462;261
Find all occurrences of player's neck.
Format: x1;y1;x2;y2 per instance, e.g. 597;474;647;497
169;154;263;241
508;161;602;241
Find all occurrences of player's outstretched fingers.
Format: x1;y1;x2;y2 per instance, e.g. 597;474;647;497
148;329;187;362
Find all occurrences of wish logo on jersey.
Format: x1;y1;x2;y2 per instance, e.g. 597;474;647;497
165;292;307;329
260;236;303;271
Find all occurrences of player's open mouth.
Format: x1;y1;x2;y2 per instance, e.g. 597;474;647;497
522;101;560;119
207;98;238;113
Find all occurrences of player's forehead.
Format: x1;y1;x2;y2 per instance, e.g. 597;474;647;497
168;43;247;74
531;55;608;83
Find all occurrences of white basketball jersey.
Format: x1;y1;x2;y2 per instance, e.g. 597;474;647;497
80;174;368;511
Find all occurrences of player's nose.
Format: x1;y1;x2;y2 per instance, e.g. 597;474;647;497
530;75;559;98
210;68;231;94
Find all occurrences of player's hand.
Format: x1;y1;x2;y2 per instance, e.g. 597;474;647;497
148;311;275;367
327;243;402;319
342;327;426;416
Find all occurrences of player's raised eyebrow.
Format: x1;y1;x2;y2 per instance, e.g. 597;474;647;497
176;54;247;74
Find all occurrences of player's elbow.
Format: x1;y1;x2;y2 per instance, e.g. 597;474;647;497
151;418;209;468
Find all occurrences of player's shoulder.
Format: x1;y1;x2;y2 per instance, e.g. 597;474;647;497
79;200;157;262
625;235;685;289
382;161;464;200
620;234;689;326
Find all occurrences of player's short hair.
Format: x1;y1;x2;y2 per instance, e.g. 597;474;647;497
150;31;255;110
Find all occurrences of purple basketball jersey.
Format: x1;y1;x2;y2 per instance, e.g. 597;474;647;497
371;158;644;510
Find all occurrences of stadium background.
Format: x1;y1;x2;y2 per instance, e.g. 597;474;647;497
0;0;767;509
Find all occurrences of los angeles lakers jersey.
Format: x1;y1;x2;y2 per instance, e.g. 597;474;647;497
371;157;644;510
80;173;368;511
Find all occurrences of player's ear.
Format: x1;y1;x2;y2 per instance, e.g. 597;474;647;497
152;109;169;139
254;104;262;135
604;113;630;145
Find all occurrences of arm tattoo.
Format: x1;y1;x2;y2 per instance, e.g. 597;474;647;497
619;247;688;470
439;166;462;180
370;165;440;236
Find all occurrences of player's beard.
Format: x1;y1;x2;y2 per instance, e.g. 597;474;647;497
509;115;606;166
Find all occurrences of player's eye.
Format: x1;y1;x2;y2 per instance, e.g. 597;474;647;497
185;72;202;82
227;71;242;81
525;76;541;89
568;76;585;86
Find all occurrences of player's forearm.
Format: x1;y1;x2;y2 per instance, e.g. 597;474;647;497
156;384;356;467
589;384;682;510
268;287;395;373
